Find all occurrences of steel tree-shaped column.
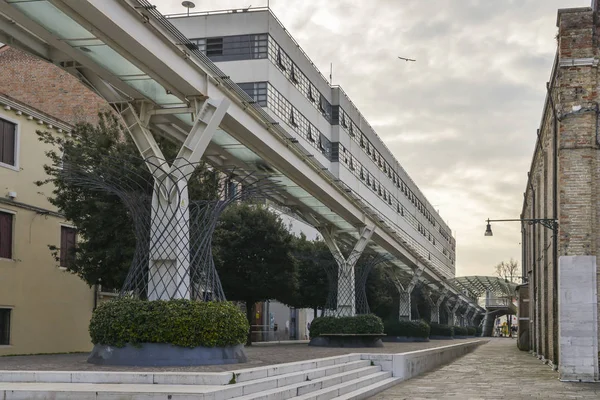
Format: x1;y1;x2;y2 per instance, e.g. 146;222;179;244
320;225;375;317
392;267;424;321
430;287;448;324
354;253;392;315
117;99;229;300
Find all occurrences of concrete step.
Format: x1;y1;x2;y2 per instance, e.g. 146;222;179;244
0;353;363;386
0;364;382;400
293;371;394;400
228;365;383;400
332;377;402;400
236;360;371;396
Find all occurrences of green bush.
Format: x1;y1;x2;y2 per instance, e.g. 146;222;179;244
453;326;469;336
309;314;384;338
384;319;430;338
89;298;249;348
430;323;453;337
467;326;477;336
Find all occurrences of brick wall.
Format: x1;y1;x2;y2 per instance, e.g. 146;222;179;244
0;46;109;125
522;6;600;375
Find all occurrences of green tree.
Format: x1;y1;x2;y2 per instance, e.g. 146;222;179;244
366;264;398;320
290;235;332;318
36;112;218;289
212;202;298;345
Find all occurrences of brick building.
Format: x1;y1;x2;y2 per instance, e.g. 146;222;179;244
522;4;600;382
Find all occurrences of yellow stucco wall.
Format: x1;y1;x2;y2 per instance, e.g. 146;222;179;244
0;108;94;356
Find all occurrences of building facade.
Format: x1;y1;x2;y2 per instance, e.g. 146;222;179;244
521;5;600;381
0;45;111;355
168;8;457;280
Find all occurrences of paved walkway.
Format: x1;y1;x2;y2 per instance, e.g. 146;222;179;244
0;339;473;372
372;338;600;399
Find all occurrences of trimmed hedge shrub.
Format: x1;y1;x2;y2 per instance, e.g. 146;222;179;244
309;314;384;338
467;326;477;336
453;326;469;337
384;319;430;338
89;298;249;348
430;323;453;337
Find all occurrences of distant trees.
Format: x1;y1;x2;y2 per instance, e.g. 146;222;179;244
495;259;521;283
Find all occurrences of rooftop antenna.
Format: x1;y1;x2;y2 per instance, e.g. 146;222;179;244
329;63;333;85
182;1;195;16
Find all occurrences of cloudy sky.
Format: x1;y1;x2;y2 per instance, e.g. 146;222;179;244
154;0;587;277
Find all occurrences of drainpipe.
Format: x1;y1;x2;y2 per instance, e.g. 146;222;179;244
529;179;537;355
546;81;559;367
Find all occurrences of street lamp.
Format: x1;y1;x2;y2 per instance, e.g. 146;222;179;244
484;218;558;236
484;219;493;236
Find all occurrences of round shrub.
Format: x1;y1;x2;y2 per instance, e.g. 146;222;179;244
309;314;384;338
453;326;469;337
430;322;453;337
89;298;249;348
467;326;477;336
384;319;430;338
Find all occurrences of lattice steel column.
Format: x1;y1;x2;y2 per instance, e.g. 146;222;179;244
393;267;423;321
462;305;472;327
321;225;375;317
451;298;462;326
431;288;447;324
117;98;229;300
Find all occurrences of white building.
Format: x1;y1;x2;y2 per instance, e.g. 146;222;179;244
169;8;456;279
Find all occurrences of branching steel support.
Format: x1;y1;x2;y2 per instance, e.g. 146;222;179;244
451;298;462;326
431;287;448;324
119;98;230;300
321;225;375;317
393;267;424;321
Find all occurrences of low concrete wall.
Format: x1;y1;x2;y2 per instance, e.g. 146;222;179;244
390;339;487;380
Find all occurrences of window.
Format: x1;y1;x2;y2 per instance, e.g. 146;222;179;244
308;86;316;103
0;308;10;345
290;65;299;84
307;126;315;143
238;82;267;107
277;49;286;70
227;179;237;199
0;211;12;259
206;37;223;57
60;226;76;268
0;118;16;167
289;110;298;127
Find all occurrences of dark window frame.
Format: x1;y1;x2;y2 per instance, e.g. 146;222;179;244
60;225;76;268
0;211;13;259
0;308;10;345
0;117;17;167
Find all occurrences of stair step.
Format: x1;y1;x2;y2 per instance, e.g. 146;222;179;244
333;377;402;400
294;371;393;400
230;365;383;400
239;360;371;396
0;354;364;386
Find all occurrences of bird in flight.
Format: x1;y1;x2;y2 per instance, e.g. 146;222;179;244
398;56;416;62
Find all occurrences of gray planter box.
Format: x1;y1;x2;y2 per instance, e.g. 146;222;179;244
88;343;247;366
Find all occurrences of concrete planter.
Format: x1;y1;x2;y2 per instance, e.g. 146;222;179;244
309;335;384;348
382;336;429;343
88;343;247;366
429;335;454;340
